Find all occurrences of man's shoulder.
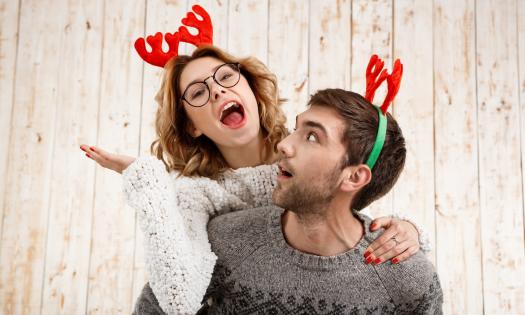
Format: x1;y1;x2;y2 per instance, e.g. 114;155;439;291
375;252;442;311
207;205;283;260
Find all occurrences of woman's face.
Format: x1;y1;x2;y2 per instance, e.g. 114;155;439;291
179;56;260;149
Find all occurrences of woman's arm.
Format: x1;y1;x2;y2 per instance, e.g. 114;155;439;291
80;145;278;314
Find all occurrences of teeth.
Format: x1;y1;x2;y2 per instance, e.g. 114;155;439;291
222;102;239;112
220;101;240;119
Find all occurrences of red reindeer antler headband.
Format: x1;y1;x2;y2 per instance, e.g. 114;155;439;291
134;5;214;67
363;54;403;169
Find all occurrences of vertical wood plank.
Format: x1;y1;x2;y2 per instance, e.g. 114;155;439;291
86;0;145;313
268;0;309;130
309;0;351;94
39;1;104;314
433;0;483;313
476;0;525;313
228;0;268;63
0;0;64;313
350;0;392;218
391;0;436;264
132;0;188;303
519;0;525;292
0;0;20;261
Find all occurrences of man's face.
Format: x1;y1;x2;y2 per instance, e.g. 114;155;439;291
272;105;348;215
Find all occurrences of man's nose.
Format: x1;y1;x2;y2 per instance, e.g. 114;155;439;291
277;135;294;158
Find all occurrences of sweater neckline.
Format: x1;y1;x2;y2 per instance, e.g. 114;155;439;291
266;208;378;270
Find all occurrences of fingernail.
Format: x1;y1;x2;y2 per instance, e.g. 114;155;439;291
364;251;371;258
89;146;96;152
365;256;373;264
370;223;377;230
374;258;382;265
392;258;399;264
80;147;86;152
86;153;91;158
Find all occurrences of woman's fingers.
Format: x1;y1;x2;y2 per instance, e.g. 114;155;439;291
372;238;419;264
364;217;398;254
80;144;122;173
390;245;420;264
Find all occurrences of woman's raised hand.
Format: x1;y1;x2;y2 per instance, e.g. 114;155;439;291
80;145;135;174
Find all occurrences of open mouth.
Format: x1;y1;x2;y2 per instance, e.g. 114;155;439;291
278;164;293;178
220;101;246;128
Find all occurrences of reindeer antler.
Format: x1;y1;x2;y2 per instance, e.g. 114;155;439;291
134;5;214;68
178;4;213;47
380;59;403;114
364;55;403;114
365;55;389;103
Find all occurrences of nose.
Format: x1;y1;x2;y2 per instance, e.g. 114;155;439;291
205;77;226;101
277;134;295;158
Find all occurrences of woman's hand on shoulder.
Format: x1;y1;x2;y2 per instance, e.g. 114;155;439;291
80;144;135;174
363;216;420;265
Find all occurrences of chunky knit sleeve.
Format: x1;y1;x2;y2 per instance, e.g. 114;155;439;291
122;156;217;314
122;157;278;314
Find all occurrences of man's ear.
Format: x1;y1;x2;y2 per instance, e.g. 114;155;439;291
340;164;372;192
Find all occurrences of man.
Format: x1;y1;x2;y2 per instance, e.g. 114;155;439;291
136;88;443;314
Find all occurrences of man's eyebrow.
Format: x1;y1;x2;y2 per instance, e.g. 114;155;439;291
300;119;328;136
296;114;328;136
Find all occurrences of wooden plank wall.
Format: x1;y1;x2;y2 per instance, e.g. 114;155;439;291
0;0;524;314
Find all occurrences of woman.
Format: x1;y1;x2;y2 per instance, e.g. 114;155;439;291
80;46;428;314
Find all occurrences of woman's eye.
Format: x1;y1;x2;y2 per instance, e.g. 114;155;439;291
191;89;205;99
306;133;317;142
220;73;232;81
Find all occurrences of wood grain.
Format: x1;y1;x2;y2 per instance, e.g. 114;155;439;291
434;0;483;313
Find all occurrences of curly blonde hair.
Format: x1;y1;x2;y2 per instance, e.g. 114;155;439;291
150;46;288;178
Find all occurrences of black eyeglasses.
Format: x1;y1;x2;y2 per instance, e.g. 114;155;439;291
181;63;241;107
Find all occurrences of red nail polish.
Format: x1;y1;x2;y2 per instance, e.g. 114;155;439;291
370;223;377;230
90;146;96;152
365;256;373;264
86;153;91;158
392;258;399;264
364;251;371;258
374;258;381;264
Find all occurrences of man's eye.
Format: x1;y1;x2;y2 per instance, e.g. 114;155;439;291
306;133;317;142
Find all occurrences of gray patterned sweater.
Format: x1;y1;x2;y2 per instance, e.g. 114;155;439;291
135;206;442;314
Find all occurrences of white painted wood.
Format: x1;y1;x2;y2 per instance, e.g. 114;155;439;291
40;1;104;314
309;0;351;93
0;0;19;263
433;0;483;314
85;0;145;314
268;0;309;130
0;0;65;313
519;0;525;303
476;0;525;313
350;0;392;218
391;0;436;265
228;0;268;63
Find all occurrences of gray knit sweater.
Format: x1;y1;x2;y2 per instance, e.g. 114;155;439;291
135;206;442;314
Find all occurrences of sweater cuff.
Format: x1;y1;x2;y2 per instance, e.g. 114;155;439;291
391;213;432;254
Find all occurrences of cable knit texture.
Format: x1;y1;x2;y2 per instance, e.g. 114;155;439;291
123;156;432;315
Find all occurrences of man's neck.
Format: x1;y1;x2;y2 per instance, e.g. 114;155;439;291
281;197;364;256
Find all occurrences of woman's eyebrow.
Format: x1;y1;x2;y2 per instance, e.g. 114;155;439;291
187;64;224;86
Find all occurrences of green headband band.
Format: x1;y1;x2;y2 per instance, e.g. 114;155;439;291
365;106;387;170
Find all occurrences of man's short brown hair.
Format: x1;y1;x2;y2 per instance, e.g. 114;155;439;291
309;88;406;210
